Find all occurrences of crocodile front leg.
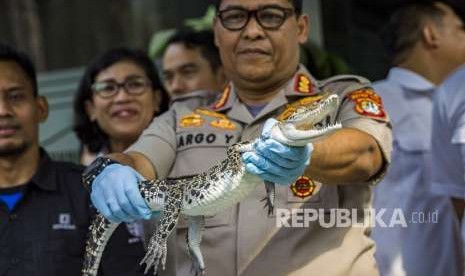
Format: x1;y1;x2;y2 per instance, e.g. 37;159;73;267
186;216;206;276
141;191;182;274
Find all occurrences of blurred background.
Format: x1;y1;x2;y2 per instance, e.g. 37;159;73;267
0;0;463;158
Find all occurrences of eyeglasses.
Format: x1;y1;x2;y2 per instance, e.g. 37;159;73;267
91;77;151;99
217;6;295;31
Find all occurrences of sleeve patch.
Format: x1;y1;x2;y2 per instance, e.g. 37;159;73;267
347;89;386;119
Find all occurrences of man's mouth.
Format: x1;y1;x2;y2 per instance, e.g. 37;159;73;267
0;125;19;136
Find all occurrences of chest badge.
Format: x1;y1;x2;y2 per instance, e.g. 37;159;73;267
180;114;205;128
210;119;237;130
291;176;316;199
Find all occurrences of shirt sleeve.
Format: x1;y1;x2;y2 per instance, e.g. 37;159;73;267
336;85;393;184
126;110;177;179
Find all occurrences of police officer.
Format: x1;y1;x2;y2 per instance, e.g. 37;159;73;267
85;0;392;275
372;2;465;275
0;44;146;275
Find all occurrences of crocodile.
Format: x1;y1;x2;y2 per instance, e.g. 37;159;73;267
82;93;341;276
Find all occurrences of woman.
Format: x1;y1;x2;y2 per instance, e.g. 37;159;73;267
73;48;169;274
74;47;169;164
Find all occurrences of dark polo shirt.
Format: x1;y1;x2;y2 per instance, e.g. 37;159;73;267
0;150;146;276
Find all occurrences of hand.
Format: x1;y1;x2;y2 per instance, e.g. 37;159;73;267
91;164;152;223
242;118;313;185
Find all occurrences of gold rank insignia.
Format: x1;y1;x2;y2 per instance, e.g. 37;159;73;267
294;74;313;94
180;114;205;128
347;89;386;119
210;119;237;130
211;85;231;110
291;176;316;199
195;108;226;119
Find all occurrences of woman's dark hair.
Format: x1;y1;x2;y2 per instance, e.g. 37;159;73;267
73;47;169;153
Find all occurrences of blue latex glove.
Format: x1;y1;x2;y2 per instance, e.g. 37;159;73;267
90;164;153;223
242;118;313;185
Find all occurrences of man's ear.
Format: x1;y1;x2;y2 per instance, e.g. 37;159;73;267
422;24;440;48
84;99;97;121
36;96;49;123
297;14;310;44
213;16;221;48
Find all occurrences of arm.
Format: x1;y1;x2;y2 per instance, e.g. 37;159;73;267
306;128;383;185
106;151;157;180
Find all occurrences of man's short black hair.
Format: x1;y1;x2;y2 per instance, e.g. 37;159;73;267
0;43;38;96
215;0;303;14
382;1;460;65
166;28;221;72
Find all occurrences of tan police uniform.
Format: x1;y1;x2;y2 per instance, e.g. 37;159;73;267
169;90;219;110
128;65;392;276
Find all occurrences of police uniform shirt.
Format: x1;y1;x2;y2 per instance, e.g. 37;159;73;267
432;65;465;199
0;150;146;276
169;90;219;111
128;65;392;276
372;67;463;276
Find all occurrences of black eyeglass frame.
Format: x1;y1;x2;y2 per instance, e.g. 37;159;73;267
217;6;296;31
91;77;152;99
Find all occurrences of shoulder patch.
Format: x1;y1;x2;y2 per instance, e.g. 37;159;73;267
294;74;314;94
180;113;205;128
211;85;231;110
347;89;386;119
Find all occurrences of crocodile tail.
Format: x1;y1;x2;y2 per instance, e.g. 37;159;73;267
82;214;120;276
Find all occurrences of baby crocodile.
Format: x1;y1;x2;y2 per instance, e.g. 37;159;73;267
82;94;341;276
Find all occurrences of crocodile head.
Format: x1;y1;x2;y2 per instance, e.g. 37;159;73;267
271;94;342;146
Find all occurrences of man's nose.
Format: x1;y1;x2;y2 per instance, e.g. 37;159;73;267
169;75;187;95
242;14;266;40
0;98;13;117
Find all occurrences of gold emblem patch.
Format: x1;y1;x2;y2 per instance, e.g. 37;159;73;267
180;114;205;128
211;85;231;110
294;74;313;94
291;176;316;199
210;119;237;130
348;89;386;119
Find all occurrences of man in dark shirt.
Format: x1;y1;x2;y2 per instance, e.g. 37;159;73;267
0;44;146;275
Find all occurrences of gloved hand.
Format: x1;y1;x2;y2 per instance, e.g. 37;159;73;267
91;164;153;223
242;118;313;185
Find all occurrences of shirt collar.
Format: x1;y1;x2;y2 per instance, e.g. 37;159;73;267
387;67;436;93
29;149;58;191
209;65;321;124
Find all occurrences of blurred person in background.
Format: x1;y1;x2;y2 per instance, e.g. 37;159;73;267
0;43;146;275
161;28;227;108
372;2;465;275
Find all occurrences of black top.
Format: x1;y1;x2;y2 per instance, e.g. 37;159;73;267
0;150;147;276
